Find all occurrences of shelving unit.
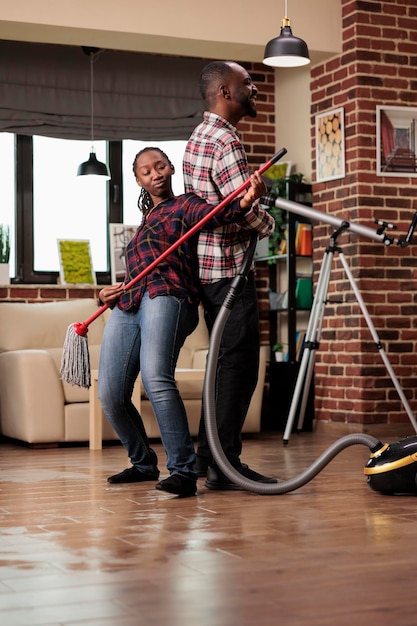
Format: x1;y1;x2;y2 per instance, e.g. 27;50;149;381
260;181;315;431
268;181;313;363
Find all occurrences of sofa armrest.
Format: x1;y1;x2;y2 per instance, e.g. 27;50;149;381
0;350;65;443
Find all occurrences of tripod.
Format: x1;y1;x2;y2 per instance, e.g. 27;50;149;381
272;198;417;445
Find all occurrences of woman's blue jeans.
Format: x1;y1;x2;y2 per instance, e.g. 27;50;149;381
98;293;199;479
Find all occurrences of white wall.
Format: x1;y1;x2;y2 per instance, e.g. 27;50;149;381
275;66;313;180
0;0;341;64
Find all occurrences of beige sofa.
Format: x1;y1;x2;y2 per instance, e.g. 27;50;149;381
0;298;266;446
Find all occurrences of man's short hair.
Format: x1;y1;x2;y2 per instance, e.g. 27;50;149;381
199;61;234;104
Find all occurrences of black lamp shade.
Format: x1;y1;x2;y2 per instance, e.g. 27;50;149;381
263;25;310;67
77;152;111;179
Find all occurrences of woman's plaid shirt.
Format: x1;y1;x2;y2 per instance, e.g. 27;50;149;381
117;193;253;311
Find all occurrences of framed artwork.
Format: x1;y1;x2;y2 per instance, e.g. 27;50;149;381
263;160;292;182
57;239;95;285
109;223;137;284
315;107;345;182
376;105;417;177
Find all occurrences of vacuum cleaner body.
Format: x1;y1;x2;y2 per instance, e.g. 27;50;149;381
364;435;417;495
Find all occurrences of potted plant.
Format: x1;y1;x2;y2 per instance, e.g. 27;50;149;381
272;342;285;362
0;224;10;284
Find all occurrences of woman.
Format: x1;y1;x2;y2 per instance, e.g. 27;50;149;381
98;147;266;497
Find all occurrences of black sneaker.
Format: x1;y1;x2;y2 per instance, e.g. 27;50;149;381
205;463;277;491
238;463;278;484
155;474;197;497
107;466;160;484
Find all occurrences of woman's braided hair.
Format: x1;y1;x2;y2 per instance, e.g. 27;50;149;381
133;146;173;215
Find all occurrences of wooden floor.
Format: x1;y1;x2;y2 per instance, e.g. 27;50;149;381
1;430;417;626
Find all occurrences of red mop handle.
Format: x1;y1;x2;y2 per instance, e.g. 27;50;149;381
75;147;287;336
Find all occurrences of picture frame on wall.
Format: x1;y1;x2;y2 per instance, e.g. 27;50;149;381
109;223;137;284
376;105;417;177
57;239;95;285
315;107;345;182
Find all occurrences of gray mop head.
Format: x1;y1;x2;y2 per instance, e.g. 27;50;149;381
60;323;91;389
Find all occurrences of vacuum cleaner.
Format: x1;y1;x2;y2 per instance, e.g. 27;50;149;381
364;436;417;495
202;205;417;496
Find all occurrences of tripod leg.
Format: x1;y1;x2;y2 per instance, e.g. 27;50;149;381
295;259;330;432
338;252;417;434
282;249;334;444
296;347;316;432
282;346;312;444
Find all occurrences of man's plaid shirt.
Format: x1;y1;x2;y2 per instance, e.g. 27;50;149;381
183;112;275;283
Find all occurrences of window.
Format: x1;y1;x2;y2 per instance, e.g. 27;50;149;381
8;135;188;284
0;133;15;277
33;136;109;273
0;41;206;284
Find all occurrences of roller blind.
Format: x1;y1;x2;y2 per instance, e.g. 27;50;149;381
0;40;206;140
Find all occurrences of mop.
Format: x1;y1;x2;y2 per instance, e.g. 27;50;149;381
60;147;288;389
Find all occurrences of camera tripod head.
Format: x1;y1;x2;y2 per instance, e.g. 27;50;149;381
397;211;417;248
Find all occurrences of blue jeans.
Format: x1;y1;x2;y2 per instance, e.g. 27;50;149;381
98;293;199;479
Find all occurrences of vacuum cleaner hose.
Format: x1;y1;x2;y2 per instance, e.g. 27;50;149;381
203;299;382;494
203;233;383;494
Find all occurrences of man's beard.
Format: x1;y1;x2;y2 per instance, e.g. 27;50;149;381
243;95;257;118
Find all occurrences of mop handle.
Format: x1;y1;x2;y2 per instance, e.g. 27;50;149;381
75;147;287;334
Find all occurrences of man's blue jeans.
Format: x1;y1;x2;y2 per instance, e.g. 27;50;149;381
98;293;199;478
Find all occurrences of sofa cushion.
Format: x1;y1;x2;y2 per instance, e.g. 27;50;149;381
175;376;205;400
0;300;106;353
183;307;209;352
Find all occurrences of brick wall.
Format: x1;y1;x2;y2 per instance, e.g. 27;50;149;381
240;62;276;166
310;0;417;432
0;284;102;303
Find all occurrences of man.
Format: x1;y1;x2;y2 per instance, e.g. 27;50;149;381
183;60;277;490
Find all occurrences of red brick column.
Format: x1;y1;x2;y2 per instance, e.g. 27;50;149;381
310;0;417;433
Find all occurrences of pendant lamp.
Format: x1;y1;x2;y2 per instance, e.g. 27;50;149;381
263;0;310;68
77;47;111;179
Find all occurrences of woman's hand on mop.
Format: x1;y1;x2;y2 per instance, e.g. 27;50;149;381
239;171;267;211
98;283;125;308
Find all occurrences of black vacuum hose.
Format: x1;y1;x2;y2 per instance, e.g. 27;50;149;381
203;234;383;494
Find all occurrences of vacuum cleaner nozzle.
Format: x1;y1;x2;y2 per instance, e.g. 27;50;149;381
364;435;417;495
